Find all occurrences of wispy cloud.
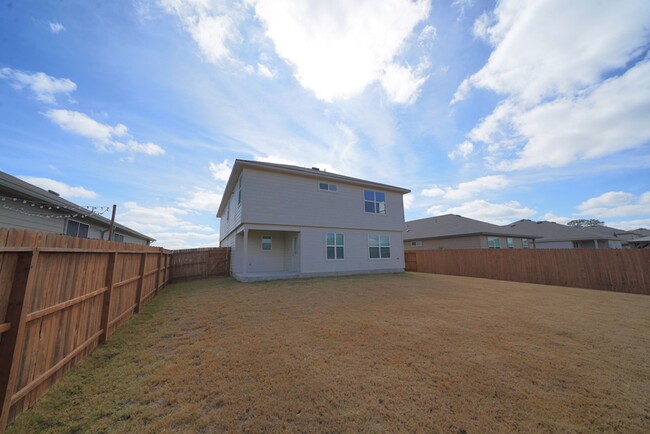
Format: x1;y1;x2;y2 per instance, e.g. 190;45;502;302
427;199;535;225
18;176;97;199
448;140;474;160
577;191;650;219
49;22;65;33
44;109;165;156
421;175;510;201
208;160;232;182
0;67;76;104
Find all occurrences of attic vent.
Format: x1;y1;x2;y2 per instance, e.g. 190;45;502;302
311;167;320;171
48;190;60;196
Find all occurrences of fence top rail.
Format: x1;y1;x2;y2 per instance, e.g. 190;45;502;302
0;247;172;254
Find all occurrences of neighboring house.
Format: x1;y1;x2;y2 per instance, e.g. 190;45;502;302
629;236;650;249
582;225;647;248
216;159;410;282
404;214;538;250
505;220;621;249
0;170;154;245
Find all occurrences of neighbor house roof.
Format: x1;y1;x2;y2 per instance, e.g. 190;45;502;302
505;220;617;243
629;236;650;248
217;159;411;217
0;170;155;242
404;214;538;241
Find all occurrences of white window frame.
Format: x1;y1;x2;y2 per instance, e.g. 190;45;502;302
261;235;272;251
487;236;501;249
66;219;89;238
364;190;386;214
326;233;344;260
368;234;391;259
319;182;338;192
410;241;422;247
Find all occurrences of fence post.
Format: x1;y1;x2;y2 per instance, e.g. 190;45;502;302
99;252;117;344
134;253;147;314
0;249;40;432
154;249;162;295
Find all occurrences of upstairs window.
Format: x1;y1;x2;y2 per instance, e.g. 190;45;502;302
364;190;386;214
369;235;390;259
319;182;338;192
488;236;501;249
326;233;344;260
261;235;272;251
507;237;514;249
66;219;89;238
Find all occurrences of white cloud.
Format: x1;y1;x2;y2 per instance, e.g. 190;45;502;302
418;24;436;47
177;187;223;212
380;61;429;105
427;199;535;225
453;0;650;170
448;140;474;160
257;63;274;78
251;0;431;102
421;175;510;201
208;160;232;181
44;109;165;156
403;193;415;210
452;0;474;18
18;176;97;199
610;218;650;231
119;201;219;249
159;0;240;63
49;22;65;33
0;68;76;104
539;212;571;225
576;191;650;219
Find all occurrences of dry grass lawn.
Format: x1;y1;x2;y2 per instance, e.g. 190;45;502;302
6;273;650;433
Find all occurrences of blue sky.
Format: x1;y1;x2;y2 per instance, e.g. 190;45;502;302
1;0;649;248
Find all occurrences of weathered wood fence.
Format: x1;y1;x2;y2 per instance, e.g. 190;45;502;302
405;249;650;295
0;229;172;431
171;247;230;281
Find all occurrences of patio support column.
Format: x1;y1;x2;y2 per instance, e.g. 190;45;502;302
243;228;248;275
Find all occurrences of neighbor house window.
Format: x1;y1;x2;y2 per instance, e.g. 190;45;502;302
261;235;272;251
369;235;390;259
66;219;89;238
410;241;422;247
522;239;529;248
507;237;514;249
319;182;338;192
364;190;386;214
487;236;501;249
113;233;125;243
237;176;242;205
326;233;344;260
226;205;230;221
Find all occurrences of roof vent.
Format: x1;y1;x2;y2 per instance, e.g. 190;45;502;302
48;190;60;196
311;167;320;171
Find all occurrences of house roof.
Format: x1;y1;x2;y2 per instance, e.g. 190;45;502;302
0;170;155;242
404;214;539;241
505;219;617;243
629;236;650;248
217;159;411;217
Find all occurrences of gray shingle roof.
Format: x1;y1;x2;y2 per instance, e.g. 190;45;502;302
504;220;617;242
404;214;538;241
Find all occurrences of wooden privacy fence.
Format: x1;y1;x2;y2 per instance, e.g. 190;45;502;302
405;249;650;295
0;229;172;432
171;247;230;281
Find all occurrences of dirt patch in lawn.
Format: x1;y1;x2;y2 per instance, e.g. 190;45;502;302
7;273;650;433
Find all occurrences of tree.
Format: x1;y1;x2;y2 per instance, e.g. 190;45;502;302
567;219;604;228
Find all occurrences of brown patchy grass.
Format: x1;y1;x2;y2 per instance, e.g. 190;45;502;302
6;273;650;433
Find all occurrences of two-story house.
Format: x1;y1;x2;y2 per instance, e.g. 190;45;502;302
216;160;410;282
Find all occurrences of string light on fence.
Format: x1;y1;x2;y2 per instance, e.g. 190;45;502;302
0;194;112;220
